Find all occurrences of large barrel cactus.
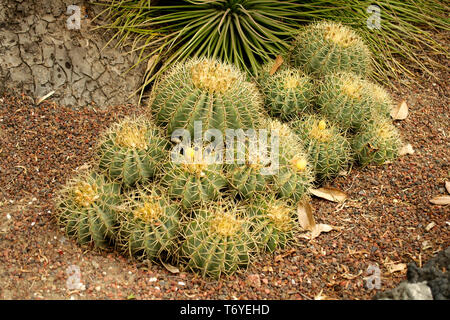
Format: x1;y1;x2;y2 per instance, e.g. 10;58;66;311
97;116;168;187
150;58;264;135
290;115;352;181
55;172;121;249
179;201;255;278
116;185;181;261
352;118;402;166
290;21;371;77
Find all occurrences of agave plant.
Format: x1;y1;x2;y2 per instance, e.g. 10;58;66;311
96;0;448;97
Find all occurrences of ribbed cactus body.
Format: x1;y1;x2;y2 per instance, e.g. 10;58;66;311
97;117;168;187
150;58;263;135
225;137;272;199
247;196;296;253
56;172;121;249
290;21;371;77
317;72;373;131
162;148;227;209
117;185;180;261
352;119;401;166
266;120;314;201
180;202;255;278
259;63;315;121
290;115;352;181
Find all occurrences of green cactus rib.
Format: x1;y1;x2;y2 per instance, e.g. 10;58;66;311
97;116;168;187
161;148;228;210
352;118;402;166
290;21;372;78
317;72;392;131
116;185;181;261
265;119;314;201
258;63;315;121
55;172;121;249
290;115;352;182
246;196;296;253
225;136;273;199
150;58;264;136
179;202;255;279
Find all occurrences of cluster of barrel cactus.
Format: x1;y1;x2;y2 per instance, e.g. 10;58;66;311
54;20;403;279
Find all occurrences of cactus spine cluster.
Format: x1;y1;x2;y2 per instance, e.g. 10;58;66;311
97;116;168;187
352;118;402;166
290;21;372;77
180;201;255;278
150;58;264;135
117;185;181;261
290;115;352;181
56;172;121;249
258;63;315;121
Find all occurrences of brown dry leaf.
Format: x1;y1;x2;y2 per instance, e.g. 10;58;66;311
386;263;407;274
425;222;436;232
309;187;347;203
269;55;284;75
429;195;450;205
445;181;450;194
297;201;316;231
398;143;415;156
161;261;179;274
310;224;335;240
391;100;409;120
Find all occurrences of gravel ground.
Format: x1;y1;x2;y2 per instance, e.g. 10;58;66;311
0;62;448;300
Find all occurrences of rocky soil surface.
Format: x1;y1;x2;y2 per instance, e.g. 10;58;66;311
0;0;145;109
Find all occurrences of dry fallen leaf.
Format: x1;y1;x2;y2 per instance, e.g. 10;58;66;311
269;55;284;75
398;143;415;156
391;100;409;120
425;222;436;232
309;187;347;203
386;263;407;274
445;181;450;194
161;261;180;274
297;201;316;231
310;224;335;240
429;195;450;205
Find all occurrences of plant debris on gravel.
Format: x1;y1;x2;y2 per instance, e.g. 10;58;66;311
0;57;448;299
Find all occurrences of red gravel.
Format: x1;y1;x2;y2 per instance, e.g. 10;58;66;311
0;63;448;299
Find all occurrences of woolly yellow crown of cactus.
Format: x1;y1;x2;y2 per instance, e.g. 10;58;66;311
133;198;163;223
115;122;148;150
191;59;238;93
322;22;362;47
267;204;292;232
73;182;99;207
211;212;241;237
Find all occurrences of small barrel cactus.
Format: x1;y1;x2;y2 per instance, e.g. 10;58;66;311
266;119;314;201
247;196;296;253
97;116;168;187
290;115;352;181
352;119;402;166
290;21;371;77
179;201;255;278
116;185;181;261
317;72;375;131
162;146;227;209
258;62;315;121
150;57;263;135
55;171;121;249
